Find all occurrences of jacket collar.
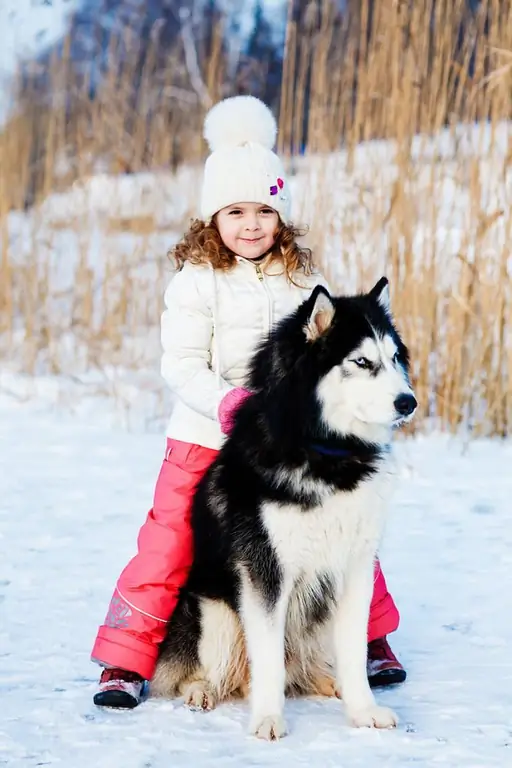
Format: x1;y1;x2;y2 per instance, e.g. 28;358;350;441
234;254;285;277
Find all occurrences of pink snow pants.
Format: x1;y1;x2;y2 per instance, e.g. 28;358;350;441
91;438;400;679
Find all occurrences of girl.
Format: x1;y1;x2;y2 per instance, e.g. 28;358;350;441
92;96;405;709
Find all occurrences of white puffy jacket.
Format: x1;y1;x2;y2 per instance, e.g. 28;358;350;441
161;257;328;449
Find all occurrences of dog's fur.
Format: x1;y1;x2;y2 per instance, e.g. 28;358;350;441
151;278;417;740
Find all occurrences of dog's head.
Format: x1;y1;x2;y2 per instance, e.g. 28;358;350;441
247;278;417;445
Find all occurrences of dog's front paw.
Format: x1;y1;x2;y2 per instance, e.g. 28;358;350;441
183;681;217;711
310;673;341;698
348;704;398;729
250;714;287;741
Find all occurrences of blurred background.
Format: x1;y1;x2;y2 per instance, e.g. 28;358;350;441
1;0;511;436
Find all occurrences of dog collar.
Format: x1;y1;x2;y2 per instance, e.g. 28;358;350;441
310;442;390;458
310;443;354;457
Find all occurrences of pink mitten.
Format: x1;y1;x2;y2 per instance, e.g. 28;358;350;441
218;387;252;434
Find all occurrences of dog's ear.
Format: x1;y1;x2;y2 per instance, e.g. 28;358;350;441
305;285;335;342
368;277;391;313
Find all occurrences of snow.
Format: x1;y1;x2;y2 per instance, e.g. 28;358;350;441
2;394;511;767
0;0;80;119
0;0;79;76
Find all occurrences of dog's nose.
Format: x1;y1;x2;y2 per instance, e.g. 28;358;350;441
394;393;417;416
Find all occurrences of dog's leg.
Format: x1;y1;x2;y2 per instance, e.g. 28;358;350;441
181;679;218;711
239;572;291;741
182;600;247;711
333;558;398;729
307;667;340;698
284;631;339;698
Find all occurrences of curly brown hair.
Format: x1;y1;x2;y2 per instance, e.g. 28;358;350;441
169;218;314;283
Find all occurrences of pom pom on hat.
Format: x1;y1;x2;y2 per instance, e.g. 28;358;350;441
203;95;277;152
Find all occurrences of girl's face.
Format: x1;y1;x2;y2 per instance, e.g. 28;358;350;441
215;202;279;260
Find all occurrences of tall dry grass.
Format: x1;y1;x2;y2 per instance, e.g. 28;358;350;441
0;0;511;435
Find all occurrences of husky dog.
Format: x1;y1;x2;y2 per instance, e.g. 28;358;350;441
151;278;417;740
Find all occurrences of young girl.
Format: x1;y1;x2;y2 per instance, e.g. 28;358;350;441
92;95;405;709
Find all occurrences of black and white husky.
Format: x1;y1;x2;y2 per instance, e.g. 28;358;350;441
151;278;417;740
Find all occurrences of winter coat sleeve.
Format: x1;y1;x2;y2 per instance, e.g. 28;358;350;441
160;263;235;421
299;268;333;296
313;270;333;294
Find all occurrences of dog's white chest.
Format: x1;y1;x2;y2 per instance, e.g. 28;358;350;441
262;472;392;583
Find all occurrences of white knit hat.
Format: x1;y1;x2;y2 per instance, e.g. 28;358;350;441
200;95;291;223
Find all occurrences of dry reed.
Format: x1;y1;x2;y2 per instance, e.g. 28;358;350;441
0;0;511;436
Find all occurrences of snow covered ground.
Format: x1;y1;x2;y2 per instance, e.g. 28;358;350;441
1;395;511;767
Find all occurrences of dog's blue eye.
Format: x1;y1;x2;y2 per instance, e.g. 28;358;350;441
392;352;400;365
353;357;371;369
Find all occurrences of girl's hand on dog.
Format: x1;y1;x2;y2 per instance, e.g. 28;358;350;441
218;387;252;434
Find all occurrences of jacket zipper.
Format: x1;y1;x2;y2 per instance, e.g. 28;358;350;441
254;263;272;330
